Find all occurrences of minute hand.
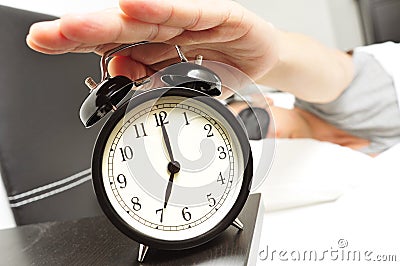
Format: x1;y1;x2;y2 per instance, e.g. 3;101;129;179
161;124;174;162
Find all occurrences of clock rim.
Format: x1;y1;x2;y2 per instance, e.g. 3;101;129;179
91;87;253;250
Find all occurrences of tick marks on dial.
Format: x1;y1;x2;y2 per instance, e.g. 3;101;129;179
106;101;238;231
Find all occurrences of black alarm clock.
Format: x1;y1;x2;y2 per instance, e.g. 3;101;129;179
79;43;253;262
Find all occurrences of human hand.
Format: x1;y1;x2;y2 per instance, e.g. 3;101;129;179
26;0;279;82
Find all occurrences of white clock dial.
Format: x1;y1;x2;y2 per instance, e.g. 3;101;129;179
92;88;252;248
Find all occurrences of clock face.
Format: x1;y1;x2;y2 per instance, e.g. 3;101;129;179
92;88;252;249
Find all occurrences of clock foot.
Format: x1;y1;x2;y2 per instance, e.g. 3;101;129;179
232;218;244;230
138;244;149;262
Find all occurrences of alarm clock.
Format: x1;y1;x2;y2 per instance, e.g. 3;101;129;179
79;43;253;262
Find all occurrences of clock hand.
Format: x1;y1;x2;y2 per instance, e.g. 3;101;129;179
164;161;181;209
161;124;174;162
161;124;181;208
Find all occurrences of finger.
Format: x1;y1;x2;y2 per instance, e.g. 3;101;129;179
119;0;237;31
26;35;70;55
120;0;255;47
27;8;184;53
26;19;81;53
108;43;180;78
108;56;179;79
27;19;116;54
108;56;151;80
60;9;185;44
124;43;179;65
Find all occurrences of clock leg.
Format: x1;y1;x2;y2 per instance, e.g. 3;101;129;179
138;243;149;262
232;218;244;230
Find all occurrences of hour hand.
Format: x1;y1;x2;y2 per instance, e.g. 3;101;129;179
163;161;180;209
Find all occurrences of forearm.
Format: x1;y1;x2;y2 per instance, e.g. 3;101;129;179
257;30;355;103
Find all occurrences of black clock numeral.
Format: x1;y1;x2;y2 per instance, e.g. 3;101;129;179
156;208;164;223
154;111;169;127
207;193;216;207
204;124;214;137
133;123;147;138
182;207;192;221
217;146;227;159
183;112;190;125
116;174;127;188
119;146;133;162
131;197;142;211
217;172;226;185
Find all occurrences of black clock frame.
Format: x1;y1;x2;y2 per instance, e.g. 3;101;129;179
91;86;253;250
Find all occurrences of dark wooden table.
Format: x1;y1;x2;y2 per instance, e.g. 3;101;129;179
0;194;263;266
